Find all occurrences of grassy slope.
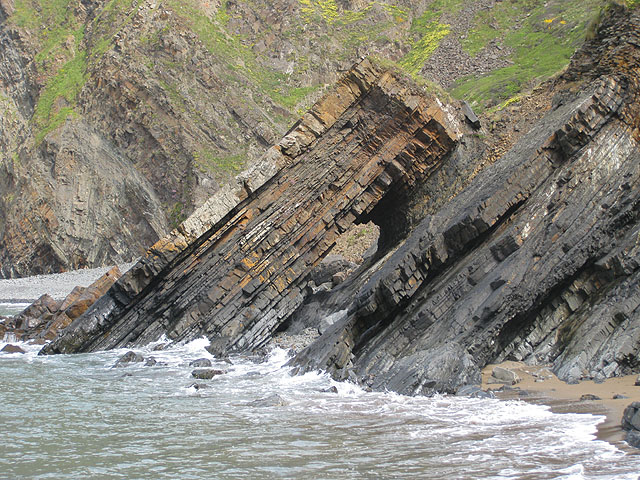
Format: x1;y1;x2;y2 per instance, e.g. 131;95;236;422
451;0;603;110
10;0;615;145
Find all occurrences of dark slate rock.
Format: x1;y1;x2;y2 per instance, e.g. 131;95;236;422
113;351;144;367
613;394;629;399
622;402;640;432
1;344;25;354
625;430;640;449
191;368;226;379
456;385;495;399
189;358;212;368
144;357;157;367
321;386;339;394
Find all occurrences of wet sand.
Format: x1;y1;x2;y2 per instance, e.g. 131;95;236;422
482;361;640;452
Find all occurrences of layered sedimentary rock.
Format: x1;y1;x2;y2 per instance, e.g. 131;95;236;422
1;266;121;341
43;5;640;400
42;58;463;355
291;5;640;392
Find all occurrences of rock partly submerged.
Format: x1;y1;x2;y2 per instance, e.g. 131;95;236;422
1;266;121;342
38;6;640;409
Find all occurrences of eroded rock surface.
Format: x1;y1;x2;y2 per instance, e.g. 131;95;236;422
42;58;463;355
1;266;121;342
291;6;640;394
42;6;640;401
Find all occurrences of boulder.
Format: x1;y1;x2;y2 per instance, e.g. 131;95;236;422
1;344;25;354
580;394;601;401
247;394;288;407
113;351;145;367
189;358;212;368
309;255;357;286
191;368;226;379
622;402;640;448
490;367;521;385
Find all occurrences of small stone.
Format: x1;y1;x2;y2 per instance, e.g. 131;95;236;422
1;344;25;354
191;368;226;379
580;394;601;401
189;358;212;368
321;386;339;394
113;351;144;367
614;394;629;399
635;375;640;387
144;357;157;367
188;383;209;391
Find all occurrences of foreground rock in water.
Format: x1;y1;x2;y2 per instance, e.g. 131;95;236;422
43;6;640;398
1;266;121;342
42;58;463;355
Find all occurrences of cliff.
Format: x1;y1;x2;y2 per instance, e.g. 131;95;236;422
41;57;465;354
43;4;640;397
0;0;603;277
291;3;640;391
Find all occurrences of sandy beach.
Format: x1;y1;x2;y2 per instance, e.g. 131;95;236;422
483;361;640;452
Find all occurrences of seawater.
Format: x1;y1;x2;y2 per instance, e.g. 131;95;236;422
1;338;640;480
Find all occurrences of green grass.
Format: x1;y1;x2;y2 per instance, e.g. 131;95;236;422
399;22;450;76
10;0;147;143
33;32;87;143
451;0;602;110
193;149;246;178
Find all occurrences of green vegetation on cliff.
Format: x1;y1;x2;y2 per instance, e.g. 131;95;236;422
452;0;602;110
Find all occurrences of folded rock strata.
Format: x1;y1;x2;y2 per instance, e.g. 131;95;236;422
42;58;463;355
43;6;640;400
290;5;640;393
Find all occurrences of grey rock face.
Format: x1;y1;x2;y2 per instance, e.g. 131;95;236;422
291;7;640;394
40;6;640;402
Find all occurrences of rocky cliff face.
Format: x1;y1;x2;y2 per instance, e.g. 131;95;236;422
0;0;601;277
291;3;640;391
41;58;465;354
43;4;640;398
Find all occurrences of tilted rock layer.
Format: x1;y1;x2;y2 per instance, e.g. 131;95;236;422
0;0;602;277
42;58;464;355
291;4;640;392
44;5;640;398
